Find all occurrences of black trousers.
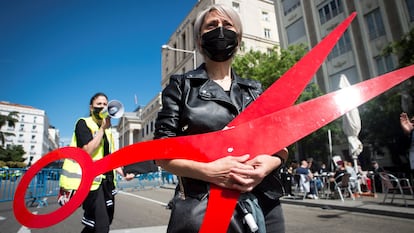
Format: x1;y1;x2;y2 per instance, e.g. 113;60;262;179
81;179;115;233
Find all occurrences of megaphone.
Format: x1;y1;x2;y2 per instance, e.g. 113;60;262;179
99;100;124;119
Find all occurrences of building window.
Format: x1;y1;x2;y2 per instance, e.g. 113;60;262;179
31;135;36;143
282;0;300;16
286;18;305;44
181;32;186;51
267;48;273;54
406;0;414;22
173;43;177;67
264;28;271;39
262;11;269;22
232;2;240;12
375;55;394;75
18;134;24;143
365;8;386;40
7;125;14;131
330;66;358;91
318;0;343;25
328;30;352;60
19;124;24;131
33;116;37;123
240;41;246;52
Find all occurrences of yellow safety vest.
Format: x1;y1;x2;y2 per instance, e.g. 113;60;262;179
59;117;115;191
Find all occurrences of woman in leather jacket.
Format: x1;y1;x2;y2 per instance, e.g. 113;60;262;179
154;4;288;233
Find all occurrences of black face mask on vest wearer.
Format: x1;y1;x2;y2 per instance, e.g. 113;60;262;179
92;107;104;120
201;27;238;62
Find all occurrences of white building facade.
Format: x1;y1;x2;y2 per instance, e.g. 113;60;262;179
161;0;280;89
273;0;414;93
273;0;414;166
116;93;162;147
0;101;59;166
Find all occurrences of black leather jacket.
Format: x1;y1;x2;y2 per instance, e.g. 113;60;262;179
154;64;284;203
154;64;261;137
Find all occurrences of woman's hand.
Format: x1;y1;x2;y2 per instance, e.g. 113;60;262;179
101;117;112;130
206;154;254;189
229;155;282;192
400;112;414;135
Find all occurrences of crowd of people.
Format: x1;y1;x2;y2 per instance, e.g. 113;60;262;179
281;157;386;200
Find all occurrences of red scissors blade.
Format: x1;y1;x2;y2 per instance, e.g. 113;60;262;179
196;64;414;233
199;65;414;159
229;12;357;126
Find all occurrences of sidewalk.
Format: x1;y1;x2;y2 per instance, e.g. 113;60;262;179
105;187;414;233
159;184;414;219
280;192;414;219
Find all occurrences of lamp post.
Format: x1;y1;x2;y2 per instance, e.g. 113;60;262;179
161;44;196;69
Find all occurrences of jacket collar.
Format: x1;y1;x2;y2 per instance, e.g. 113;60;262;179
184;63;258;113
185;63;257;89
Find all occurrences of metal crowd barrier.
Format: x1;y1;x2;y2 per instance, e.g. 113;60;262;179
116;170;177;190
0;168;61;207
0;168;176;205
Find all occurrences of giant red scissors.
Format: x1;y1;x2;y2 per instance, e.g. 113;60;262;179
13;12;414;232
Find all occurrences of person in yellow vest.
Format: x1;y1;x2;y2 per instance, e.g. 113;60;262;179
60;92;134;233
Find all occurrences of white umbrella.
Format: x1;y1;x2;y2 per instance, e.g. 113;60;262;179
339;74;363;193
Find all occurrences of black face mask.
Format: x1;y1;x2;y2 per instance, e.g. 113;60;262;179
201;27;238;62
92;107;104;120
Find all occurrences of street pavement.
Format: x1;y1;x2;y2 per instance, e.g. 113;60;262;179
110;185;414;233
3;184;414;233
280;191;414;220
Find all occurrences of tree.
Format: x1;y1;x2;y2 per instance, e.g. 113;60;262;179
0;145;26;168
383;28;414;68
233;44;308;89
350;28;414;172
233;44;344;163
294;83;345;164
0;111;26;167
358;82;413;172
0;144;25;161
0;111;19;146
357;28;414;172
